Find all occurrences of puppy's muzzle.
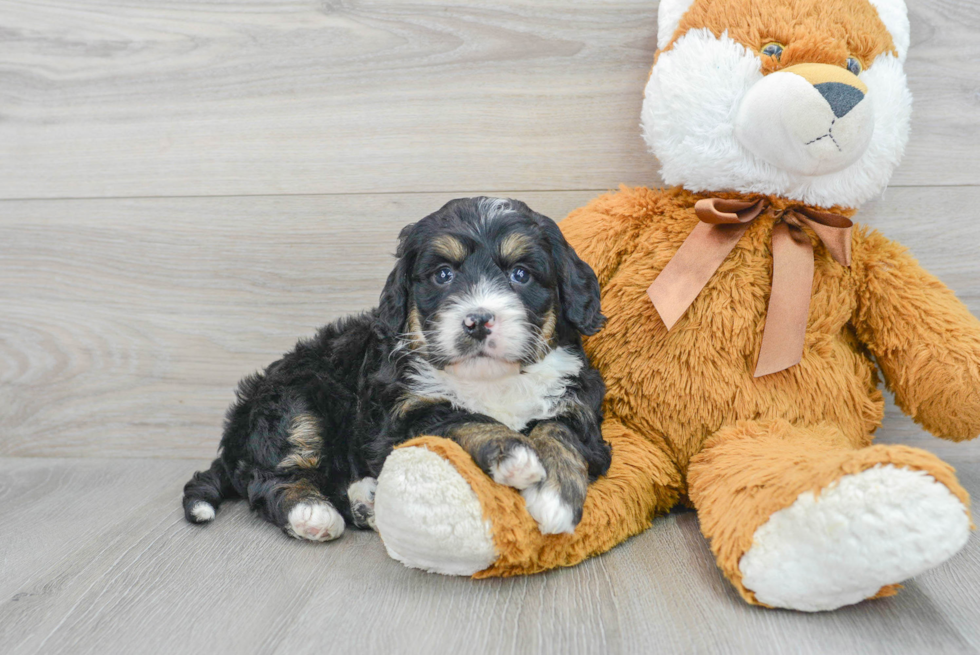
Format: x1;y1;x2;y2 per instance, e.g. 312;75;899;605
463;311;495;342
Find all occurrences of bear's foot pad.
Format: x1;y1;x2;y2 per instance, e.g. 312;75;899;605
740;464;970;611
374;446;497;575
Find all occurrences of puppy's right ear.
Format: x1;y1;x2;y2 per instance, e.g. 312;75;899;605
377;223;416;338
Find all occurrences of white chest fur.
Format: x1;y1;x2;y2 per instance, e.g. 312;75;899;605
406;348;583;431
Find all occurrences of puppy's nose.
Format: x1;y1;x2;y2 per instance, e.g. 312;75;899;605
814;82;865;118
463;312;495;341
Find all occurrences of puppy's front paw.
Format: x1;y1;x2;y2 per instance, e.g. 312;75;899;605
522;482;581;535
347;477;378;531
286;501;346;542
490;444;546;490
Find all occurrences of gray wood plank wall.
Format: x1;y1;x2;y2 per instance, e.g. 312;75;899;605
2;189;980;460
1;0;978;460
0;0;978;200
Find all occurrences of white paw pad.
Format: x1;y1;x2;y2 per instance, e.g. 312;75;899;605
739;464;971;612
286;501;345;542
189;501;215;523
491;445;546;490
347;477;378;530
522;484;577;534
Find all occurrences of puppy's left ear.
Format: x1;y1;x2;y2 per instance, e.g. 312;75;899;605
541;219;605;336
377;223;415;338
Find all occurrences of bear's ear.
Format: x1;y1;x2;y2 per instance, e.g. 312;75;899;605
657;0;696;50
867;0;910;62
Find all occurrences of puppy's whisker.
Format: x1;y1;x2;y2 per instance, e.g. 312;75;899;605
390;334;423;363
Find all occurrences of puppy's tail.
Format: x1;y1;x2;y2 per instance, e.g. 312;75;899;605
182;458;235;525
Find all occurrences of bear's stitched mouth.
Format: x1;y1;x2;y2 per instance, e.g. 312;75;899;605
804;118;842;152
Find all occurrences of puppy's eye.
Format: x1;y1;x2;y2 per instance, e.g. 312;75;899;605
761;43;784;60
509;266;530;285
846;57;862;76
433;266;454;285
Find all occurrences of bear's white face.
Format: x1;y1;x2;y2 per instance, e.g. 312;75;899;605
734;63;876;177
642;0;911;208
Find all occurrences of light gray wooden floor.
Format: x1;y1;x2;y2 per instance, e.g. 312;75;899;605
2;1;980;654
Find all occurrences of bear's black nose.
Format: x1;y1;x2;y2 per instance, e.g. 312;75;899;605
463;312;494;341
814;82;865;118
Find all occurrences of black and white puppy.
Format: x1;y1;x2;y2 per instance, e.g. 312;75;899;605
182;197;610;541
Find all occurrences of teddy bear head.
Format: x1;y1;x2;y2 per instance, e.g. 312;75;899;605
641;0;911;208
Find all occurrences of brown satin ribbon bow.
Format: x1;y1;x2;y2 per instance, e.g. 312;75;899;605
646;197;853;377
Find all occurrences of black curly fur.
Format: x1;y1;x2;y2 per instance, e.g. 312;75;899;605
182;197;610;537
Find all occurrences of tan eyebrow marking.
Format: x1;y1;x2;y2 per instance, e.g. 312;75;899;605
499;232;534;262
431;235;467;262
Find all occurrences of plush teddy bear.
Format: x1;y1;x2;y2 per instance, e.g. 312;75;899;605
372;0;980;611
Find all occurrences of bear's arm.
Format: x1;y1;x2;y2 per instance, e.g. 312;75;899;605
851;226;980;441
559;187;656;285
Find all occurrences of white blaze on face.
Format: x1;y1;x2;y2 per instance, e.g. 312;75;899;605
476;197;514;223
433;277;531;370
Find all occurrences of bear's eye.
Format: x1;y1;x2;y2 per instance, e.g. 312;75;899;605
846;57;862;76
761;43;784;60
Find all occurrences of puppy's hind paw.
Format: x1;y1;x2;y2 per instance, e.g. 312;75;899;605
286;501;346;542
187;501;216;524
491;445;545;490
522;483;579;535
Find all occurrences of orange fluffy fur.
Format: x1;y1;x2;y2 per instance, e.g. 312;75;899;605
390;0;980;606
396;186;980;603
661;0;896;72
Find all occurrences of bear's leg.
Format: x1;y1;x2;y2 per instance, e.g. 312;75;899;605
373;419;681;576
688;419;973;612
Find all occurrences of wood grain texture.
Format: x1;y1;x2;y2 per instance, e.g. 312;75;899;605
2;187;979;460
0;0;978;200
0;457;978;655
